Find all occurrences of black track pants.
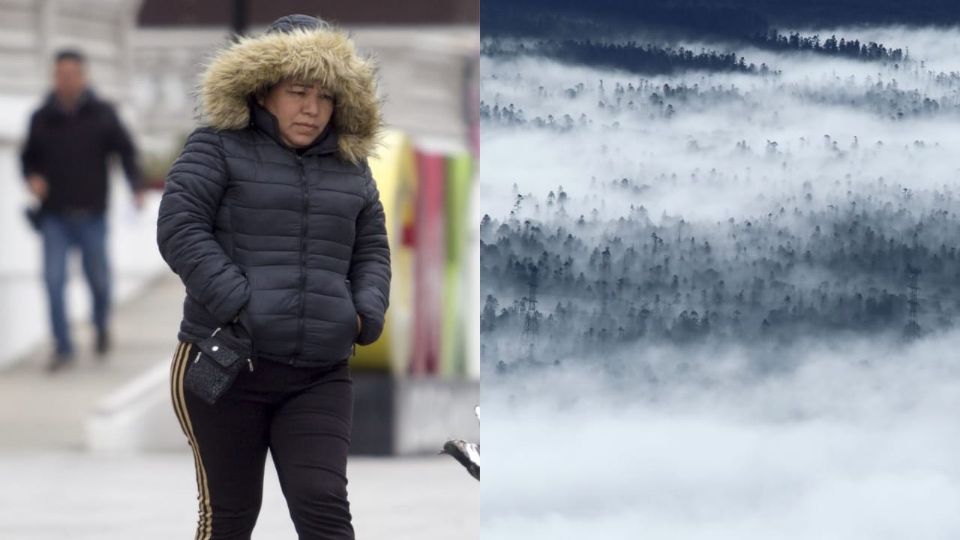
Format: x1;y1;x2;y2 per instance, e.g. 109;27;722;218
169;341;355;540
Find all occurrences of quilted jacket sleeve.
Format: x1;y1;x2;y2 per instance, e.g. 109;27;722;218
156;128;250;324
349;163;392;346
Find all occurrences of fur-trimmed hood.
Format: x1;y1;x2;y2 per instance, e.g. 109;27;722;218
198;18;382;164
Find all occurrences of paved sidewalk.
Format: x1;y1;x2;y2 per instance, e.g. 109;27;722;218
0;274;184;450
0;451;477;539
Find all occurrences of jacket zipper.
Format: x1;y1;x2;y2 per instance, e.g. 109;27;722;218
294;153;308;365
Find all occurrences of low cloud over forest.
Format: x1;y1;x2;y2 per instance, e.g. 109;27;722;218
481;15;960;540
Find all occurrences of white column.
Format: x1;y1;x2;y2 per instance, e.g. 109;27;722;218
115;0;143;104
34;0;57;71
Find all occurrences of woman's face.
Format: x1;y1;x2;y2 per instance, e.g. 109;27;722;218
259;78;334;149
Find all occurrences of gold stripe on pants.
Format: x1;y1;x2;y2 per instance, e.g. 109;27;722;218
170;342;214;540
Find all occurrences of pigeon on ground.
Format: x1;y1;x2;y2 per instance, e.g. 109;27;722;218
441;406;480;481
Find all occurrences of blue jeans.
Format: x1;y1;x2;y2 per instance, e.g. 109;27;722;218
40;212;111;355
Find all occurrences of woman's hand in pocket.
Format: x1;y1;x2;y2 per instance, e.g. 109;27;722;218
222;308;253;356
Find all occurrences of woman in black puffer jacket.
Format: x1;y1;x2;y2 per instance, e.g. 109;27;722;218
157;14;390;539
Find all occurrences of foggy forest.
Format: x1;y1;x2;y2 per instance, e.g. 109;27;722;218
480;25;960;373
480;2;960;538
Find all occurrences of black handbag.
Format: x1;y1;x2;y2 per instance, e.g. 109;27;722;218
183;326;250;405
25;206;44;232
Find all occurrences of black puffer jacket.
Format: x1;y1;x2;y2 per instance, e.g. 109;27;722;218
157;16;390;367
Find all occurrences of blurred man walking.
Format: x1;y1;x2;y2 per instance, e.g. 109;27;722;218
20;48;144;372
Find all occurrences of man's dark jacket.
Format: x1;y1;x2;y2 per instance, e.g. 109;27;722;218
156;19;391;367
21;89;141;214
